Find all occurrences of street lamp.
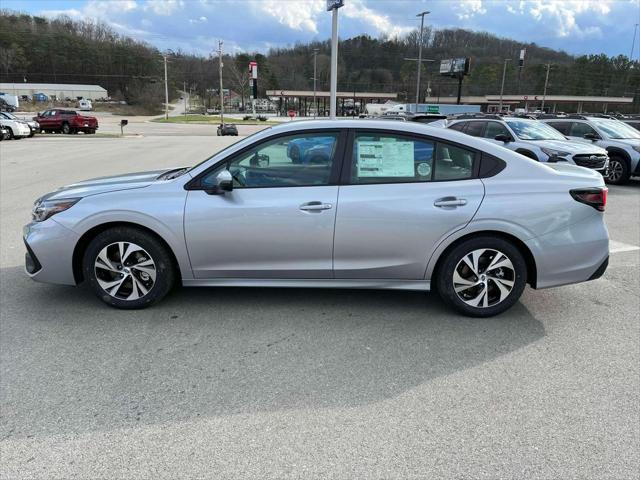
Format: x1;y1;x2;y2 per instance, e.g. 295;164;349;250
498;58;511;112
415;10;430;112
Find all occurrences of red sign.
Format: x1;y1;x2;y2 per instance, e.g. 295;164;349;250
523;95;528;100
288;110;296;118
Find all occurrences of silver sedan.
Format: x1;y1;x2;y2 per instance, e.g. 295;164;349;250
24;120;609;317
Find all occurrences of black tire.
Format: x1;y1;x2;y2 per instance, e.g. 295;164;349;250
6;127;13;139
606;156;631;185
82;226;176;309
61;122;71;134
436;236;527;318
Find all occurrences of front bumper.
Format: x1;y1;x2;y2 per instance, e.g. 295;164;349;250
23;219;80;285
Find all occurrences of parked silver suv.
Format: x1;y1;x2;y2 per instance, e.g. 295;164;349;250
23;120;609;317
540;114;640;185
445;114;609;175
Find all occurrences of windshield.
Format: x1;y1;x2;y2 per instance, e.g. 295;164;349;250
505;119;567;140
1;112;17;120
591;119;640;139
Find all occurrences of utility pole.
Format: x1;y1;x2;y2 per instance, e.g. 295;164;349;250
313;48;319;118
541;63;551;112
631;23;639;60
183;81;187;119
499;58;511;112
163;54;169;120
415;11;430;113
218;40;224;125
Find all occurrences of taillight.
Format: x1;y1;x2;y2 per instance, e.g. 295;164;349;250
570;187;608;212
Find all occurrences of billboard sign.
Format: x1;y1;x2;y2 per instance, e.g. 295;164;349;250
326;0;344;10
439;58;469;76
519;49;526;68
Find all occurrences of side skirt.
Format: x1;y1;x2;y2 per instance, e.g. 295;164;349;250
182;278;431;291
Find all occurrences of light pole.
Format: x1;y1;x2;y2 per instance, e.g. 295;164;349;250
218;40;224;125
498;58;511;112
328;3;343;119
405;57;434;110
541;63;551;112
313;48;319;118
415;10;430;113
163;54;169;120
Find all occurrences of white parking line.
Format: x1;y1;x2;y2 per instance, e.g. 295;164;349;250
610;240;640;254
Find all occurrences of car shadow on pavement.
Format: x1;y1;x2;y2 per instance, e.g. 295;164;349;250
1;266;545;438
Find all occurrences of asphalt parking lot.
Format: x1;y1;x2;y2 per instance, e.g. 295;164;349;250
1;124;639;479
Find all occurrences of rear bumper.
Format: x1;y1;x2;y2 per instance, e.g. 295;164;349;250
526;212;609;289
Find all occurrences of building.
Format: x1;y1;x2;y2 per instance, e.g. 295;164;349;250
423;94;633;113
0;83;108;101
266;90;398;116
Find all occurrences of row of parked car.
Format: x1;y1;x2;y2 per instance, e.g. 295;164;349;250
0;108;99;141
385;112;640;185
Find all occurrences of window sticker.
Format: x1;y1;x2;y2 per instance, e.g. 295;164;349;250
357;140;415;177
416;162;431;177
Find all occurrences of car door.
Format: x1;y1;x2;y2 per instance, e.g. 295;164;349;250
566;121;600;144
37;110;52;129
333;130;485;279
184;130;346;279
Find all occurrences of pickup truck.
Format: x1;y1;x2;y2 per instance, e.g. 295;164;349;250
34;109;98;134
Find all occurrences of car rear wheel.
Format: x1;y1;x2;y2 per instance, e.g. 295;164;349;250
436;236;527;317
606;156;630;185
82;227;176;309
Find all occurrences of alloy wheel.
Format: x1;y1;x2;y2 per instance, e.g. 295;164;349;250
607;159;623;183
94;241;156;300
453;248;515;308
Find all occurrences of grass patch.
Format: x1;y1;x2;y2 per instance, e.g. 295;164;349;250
152;115;279;125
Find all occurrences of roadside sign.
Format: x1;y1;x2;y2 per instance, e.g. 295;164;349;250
288;110;296;119
426;105;439;113
326;0;344;10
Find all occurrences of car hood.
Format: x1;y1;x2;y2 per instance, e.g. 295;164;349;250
41;168;179;201
534;139;607;154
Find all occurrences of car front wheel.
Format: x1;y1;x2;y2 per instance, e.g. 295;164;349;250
436;236;527;317
82;227;176;309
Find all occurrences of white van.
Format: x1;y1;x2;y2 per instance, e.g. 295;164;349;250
78;99;93;111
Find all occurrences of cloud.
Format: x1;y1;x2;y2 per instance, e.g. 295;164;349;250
145;0;183;16
526;0;612;38
259;0;324;32
456;0;487;20
342;0;413;38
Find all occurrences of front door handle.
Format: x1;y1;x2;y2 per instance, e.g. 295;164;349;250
299;201;333;212
434;197;468;208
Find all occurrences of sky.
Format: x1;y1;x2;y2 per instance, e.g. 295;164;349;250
4;0;640;58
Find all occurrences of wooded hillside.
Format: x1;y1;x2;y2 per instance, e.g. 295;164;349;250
1;11;637;112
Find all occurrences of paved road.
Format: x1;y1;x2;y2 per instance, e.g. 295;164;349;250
1;133;638;479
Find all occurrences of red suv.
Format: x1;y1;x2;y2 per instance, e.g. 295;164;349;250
34;109;98;134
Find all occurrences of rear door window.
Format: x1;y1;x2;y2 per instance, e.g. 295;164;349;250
464;121;486;137
349;132;435;184
434;144;476;181
448;122;466;132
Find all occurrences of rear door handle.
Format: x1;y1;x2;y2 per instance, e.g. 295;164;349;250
434;197;467;208
299;201;333;212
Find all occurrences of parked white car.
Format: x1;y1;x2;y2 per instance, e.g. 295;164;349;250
0;114;31;139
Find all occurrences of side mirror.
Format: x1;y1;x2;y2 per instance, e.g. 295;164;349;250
206;169;233;195
494;134;511;143
584;132;599;141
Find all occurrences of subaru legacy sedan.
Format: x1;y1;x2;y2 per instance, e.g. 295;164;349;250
24;120;609;317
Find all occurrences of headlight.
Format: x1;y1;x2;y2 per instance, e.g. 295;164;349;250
541;147;571;158
31;198;80;222
632;145;640;154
